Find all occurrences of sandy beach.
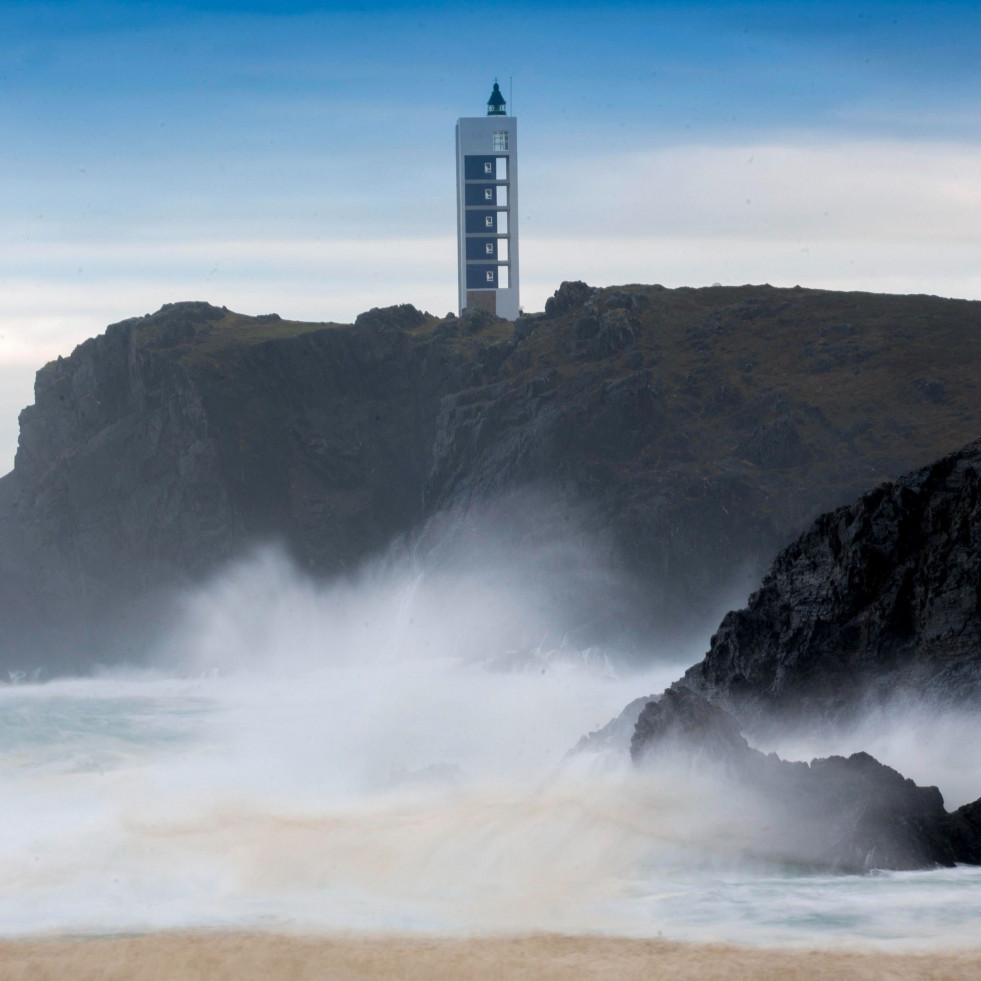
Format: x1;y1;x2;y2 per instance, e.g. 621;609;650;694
1;932;980;981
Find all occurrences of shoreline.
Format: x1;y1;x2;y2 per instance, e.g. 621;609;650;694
2;931;980;980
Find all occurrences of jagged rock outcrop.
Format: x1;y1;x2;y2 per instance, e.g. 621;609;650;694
631;689;981;872
675;439;981;730
5;282;981;673
632;687;750;768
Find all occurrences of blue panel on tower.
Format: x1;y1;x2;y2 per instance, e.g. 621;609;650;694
464;156;496;180
465;183;500;207
466;264;498;290
466;210;499;234
466;237;498;261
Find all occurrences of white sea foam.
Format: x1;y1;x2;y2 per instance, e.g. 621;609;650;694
2;546;981;947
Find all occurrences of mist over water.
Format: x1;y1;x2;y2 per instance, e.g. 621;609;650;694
2;533;981;948
757;702;981;812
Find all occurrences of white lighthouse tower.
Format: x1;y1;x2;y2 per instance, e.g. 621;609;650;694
455;81;519;320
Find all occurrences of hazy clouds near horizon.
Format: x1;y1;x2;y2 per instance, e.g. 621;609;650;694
2;0;980;473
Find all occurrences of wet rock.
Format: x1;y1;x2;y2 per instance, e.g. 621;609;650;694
631;689;977;872
631;688;750;769
949;799;981;864
676;440;981;729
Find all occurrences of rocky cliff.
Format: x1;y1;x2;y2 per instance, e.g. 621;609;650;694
3;282;981;673
422;282;981;637
675;439;981;731
0;301;468;669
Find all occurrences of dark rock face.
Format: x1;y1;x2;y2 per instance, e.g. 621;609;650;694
676;440;981;729
949;799;981;865
5;282;981;673
736;417;811;469
0;302;466;671
13;306;236;584
422;283;981;643
631;687;750;768
631;689;979;872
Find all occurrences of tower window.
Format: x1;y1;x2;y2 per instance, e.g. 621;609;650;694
484;162;493;174
484;216;494;228
484;188;493;201
486;270;495;283
492;131;509;151
485;242;494;255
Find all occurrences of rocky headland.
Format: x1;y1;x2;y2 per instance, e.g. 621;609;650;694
3;281;981;673
5;281;981;873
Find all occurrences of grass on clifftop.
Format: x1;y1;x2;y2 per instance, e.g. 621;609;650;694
134;302;347;365
131;287;981;502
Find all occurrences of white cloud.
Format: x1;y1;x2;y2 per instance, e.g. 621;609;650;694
525;139;981;243
2;137;979;475
0;236;461;363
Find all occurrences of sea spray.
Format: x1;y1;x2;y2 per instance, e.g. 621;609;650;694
2;548;981;945
756;702;981;812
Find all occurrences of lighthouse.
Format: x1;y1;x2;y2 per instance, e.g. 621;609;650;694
455;81;519;320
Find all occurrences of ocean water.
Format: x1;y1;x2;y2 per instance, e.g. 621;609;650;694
2;548;981;949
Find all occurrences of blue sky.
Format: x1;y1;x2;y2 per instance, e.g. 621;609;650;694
2;0;980;471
